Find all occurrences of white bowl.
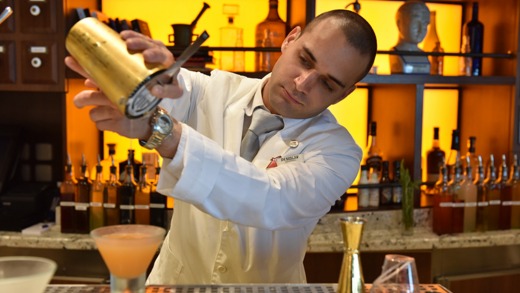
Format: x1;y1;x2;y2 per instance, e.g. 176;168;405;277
0;256;57;293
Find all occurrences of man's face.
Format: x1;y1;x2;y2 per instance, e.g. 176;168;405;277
398;11;429;44
263;19;369;119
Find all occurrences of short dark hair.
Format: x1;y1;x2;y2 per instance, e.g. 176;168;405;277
303;10;378;83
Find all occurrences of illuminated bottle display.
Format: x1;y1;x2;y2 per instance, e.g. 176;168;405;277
449;163;464;234
497;154;512;230
364;121;383;176
432;160;453;235
135;163;151;225
104;157;121;226
76;155;91;234
150;165;167;228
475;155;489;232
461;156;477;233
485;155;500;230
118;160;137;224
255;0;286;71
60;155;77;234
446;129;461;181
219;4;244;72
510;154;520;229
464;2;484;76
426;127;445;184
89;156;105;231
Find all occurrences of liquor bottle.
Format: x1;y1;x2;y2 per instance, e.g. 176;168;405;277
75;155;91;234
426;127;445;184
392;160;403;205
449;162;464;234
368;169;380;208
465;136;477;178
255;0;286;71
432;160;453;235
509;154;520;229
459;35;472;76
118;160;137;224
422;11;443;75
497;154;512;230
364;121;383;176
135;163;151;225
463;2;484;76
446;129;461;181
150;165;167;228
474;155;489;232
103;157;121;226
357;165;370;209
379;161;392;205
119;149;142;183
219;4;244;71
89;156;105;231
461;156;477;232
484;154;500;230
60;155;77;233
91;143;117;181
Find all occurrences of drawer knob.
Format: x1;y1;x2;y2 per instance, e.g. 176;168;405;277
31;57;42;68
30;5;41;16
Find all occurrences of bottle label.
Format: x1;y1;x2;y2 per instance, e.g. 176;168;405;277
103;203;116;208
75;203;90;211
489;200;501;206
90;202;103;207
439;202;453;207
452;202;465;208
502;201;513;206
120;204;135;210
150;203;166;209
60;201;75;207
135;204;150;210
366;156;382;171
477;202;489;207
511;201;520;206
465;202;477;207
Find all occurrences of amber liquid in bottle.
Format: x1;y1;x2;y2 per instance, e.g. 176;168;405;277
150;166;167;228
89;160;105;231
433;162;453;235
461;156;477;233
75;156;91;234
118;161;136;224
104;160;121;226
364;121;383;176
475;156;489;232
60;156;77;233
135;164;151;225
485;155;500;230
449;164;464;234
510;154;520;229
255;0;286;71
498;154;512;230
426;127;445;184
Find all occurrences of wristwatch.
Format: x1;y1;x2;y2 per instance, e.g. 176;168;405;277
139;107;174;150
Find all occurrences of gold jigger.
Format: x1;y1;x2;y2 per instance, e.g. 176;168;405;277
66;17;166;118
337;216;365;293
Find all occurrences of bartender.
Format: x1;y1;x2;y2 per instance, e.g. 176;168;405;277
65;9;377;284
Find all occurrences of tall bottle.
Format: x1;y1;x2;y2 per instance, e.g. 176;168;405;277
449;162;464;234
485;154;500;230
135;163;151;225
118;160;137;224
460;156;477;232
368;170;380;208
465;136;477;178
89;156;105;231
509;154;520;229
103;157;121;226
392;160;403;205
60;155;77;233
91;143;117;181
474;155;489;232
255;0;286;72
357;165;370;209
422;11;444;75
432;160;453;235
219;4;244;71
380;161;392;206
119;149;141;183
150;165;167;228
364;121;383;176
75;155;91;234
446;129;461;181
426;127;446;184
497;154;512;230
463;2;484;76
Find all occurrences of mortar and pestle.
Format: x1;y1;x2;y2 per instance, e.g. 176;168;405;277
169;2;210;48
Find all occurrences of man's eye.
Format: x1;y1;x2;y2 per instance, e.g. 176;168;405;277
321;79;334;91
299;56;311;68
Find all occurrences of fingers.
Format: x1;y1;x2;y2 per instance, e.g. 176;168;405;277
121;30;174;67
150;73;184;98
73;90;118;109
65;56;90;79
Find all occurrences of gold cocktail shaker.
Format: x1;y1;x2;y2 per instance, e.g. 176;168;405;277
337;216;365;293
66;17;166;118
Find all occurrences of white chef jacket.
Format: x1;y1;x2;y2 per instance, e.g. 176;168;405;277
147;69;362;284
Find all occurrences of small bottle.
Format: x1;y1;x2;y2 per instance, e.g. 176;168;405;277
89;156;105;231
461;156;477;233
446;129;461;181
103;157;121;226
119;149;142;183
509;154;520;229
60;155;77;234
75;155;91;234
255;0;286;71
150;164;167;228
474;155;489;232
368;169;380;208
497;154;512;230
357;165;370;209
118;160;137;224
422;11;443;75
464;2;484;76
459;35;472;76
426;127;445;184
364;121;383;176
485;154;500;230
379;161;392;205
392;161;403;205
134;163;151;225
432;160;453;235
449;162;464;234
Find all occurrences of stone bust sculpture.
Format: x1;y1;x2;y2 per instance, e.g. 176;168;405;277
390;0;431;74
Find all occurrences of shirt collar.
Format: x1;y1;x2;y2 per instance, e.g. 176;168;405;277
245;73;271;117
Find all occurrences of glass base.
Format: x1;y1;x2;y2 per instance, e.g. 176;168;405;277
110;273;146;293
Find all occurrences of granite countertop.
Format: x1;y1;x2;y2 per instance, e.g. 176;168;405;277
1;209;520;252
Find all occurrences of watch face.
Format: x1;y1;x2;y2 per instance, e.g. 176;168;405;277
156;115;173;134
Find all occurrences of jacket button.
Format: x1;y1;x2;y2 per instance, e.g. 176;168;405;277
217;265;227;273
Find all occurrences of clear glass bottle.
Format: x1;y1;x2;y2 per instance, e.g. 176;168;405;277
103;157;121;226
368;169;380;208
118;160;136;224
380;161;392;205
392;160;403;205
150;165;167;228
449;162;464;234
497;154;512;230
432;160;453;235
426;127;445;184
485;154;500;230
364;121;383;176
509;154;520;229
446;129;461;181
89;156;105;231
134;163;151;225
75;155;91;234
461;156;477;232
475;155;489;232
465;136;477;178
464;1;484;76
422;11;444;75
459;35;472;76
255;0;286;71
219;4;244;71
60;154;77;234
357;165;370;209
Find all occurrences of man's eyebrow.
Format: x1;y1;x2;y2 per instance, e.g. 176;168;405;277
303;46;346;88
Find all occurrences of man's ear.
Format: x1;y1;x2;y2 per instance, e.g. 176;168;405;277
281;26;302;52
333;85;357;105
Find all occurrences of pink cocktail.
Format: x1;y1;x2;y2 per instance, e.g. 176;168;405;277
91;225;165;293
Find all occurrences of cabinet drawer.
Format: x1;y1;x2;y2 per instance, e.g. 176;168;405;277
0;0;15;33
20;41;57;84
0;41;15;84
20;0;56;34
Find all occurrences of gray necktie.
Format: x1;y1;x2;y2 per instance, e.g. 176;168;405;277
240;108;284;161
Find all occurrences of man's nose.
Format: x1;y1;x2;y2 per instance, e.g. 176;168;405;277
295;69;318;93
